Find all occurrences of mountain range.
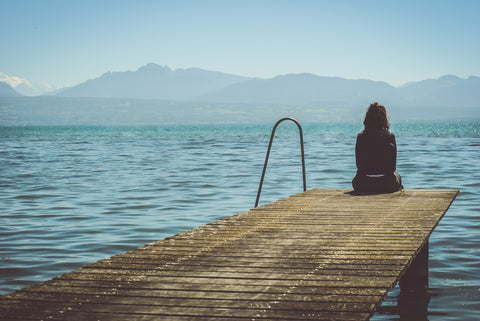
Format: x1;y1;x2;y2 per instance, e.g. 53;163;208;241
55;63;249;100
0;72;61;96
51;63;479;109
1;63;479;125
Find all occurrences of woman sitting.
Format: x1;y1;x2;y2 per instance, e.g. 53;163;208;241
352;102;403;193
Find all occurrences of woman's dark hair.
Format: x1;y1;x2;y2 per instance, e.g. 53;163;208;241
363;102;390;132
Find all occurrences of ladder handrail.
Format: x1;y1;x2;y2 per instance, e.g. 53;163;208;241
255;117;306;208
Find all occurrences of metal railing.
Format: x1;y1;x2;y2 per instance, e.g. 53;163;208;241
254;117;306;208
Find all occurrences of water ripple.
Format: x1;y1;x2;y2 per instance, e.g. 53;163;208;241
1;123;479;321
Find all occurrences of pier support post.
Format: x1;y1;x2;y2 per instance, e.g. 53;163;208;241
398;241;430;320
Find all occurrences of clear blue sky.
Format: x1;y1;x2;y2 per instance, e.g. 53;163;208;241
1;0;479;88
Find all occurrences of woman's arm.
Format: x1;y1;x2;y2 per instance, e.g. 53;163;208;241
385;134;397;173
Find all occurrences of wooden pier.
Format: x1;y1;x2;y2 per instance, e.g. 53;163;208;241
1;188;458;321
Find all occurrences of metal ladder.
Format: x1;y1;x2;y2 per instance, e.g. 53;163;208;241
255;117;306;208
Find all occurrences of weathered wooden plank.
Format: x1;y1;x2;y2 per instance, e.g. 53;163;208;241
0;188;458;321
1;296;377;313
2;289;384;304
17;279;390;296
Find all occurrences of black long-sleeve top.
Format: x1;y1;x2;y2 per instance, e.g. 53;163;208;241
355;130;397;175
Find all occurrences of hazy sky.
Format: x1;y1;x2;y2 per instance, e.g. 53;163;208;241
1;0;479;88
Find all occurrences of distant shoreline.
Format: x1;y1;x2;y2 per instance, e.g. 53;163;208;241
1;96;478;126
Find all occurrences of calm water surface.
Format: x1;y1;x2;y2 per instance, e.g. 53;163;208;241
1;121;479;320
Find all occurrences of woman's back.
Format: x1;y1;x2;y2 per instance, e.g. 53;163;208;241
355;130;397;175
352;102;402;193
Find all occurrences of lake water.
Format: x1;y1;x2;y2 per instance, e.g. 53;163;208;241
1;121;479;320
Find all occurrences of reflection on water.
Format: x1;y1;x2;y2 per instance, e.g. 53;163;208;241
0;122;479;320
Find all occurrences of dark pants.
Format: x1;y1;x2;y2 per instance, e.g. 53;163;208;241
352;172;403;193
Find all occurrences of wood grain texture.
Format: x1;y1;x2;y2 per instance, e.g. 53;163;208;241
0;188;458;321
